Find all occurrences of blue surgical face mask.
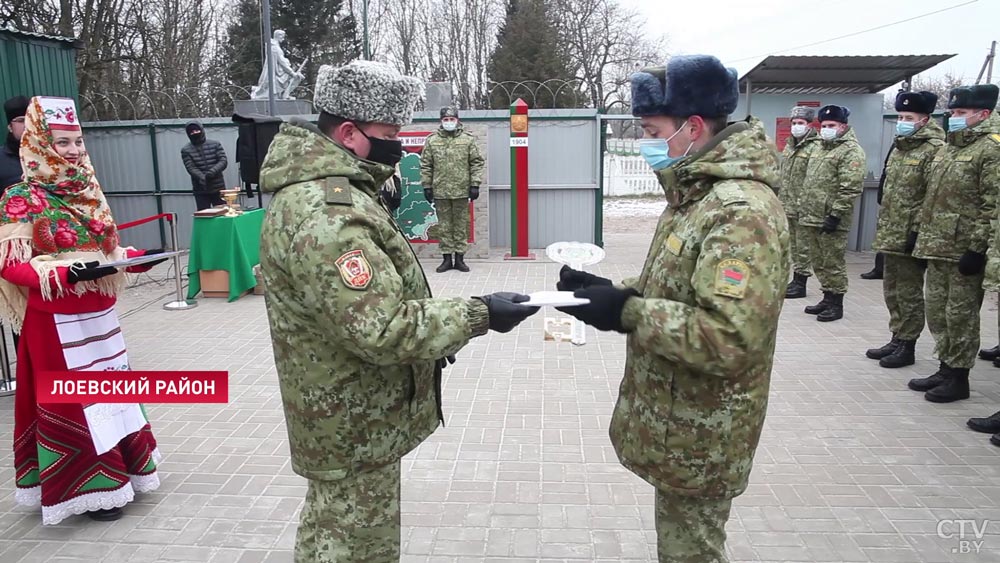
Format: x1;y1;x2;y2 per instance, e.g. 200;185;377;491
948;117;967;133
640;120;692;170
896;121;917;136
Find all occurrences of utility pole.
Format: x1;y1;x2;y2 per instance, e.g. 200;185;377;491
975;40;996;85
261;0;276;116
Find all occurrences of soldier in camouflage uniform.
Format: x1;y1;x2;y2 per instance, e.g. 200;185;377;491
557;55;790;563
780;105;820;299
797;104;866;322
909;84;1000;404
420;107;484;273
257;61;539;562
866;91;944;369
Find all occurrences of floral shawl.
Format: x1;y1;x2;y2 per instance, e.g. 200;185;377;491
0;96;127;330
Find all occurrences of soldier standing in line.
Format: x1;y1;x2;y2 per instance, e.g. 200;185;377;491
780;105;820;299
797;105;866;322
556;54;790;562
420;107;484;273
865;91;944;369
909;84;1000;404
257;60;539;562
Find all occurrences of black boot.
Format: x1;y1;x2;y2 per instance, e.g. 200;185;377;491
994;357;1000;369
866;335;900;360
924;367;970;403
785;273;808;299
436;254;453;273
804;291;832;315
908;362;948;392
967;410;1000;434
860;253;884;280
454;253;470;273
88;507;123;521
816;293;844;322
880;339;916;368
979;345;1000;361
992;433;1000;447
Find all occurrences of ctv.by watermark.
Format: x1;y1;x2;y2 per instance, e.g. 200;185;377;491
937;519;991;555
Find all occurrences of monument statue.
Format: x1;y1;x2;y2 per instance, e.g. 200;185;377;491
250;30;305;100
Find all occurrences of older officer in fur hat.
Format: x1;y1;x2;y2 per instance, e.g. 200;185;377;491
866;91;944;369
798;104;866;322
420;106;484;273
258;60;538;562
556;54;789;562
910;84;1000;406
781;105;820;299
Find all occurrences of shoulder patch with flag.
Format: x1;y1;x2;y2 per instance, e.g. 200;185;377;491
336;249;373;290
715;258;750;299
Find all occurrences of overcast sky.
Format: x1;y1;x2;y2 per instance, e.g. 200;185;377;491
619;0;997;91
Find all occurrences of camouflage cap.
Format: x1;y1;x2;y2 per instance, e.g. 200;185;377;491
440;107;459;119
790;106;815;121
314;61;425;126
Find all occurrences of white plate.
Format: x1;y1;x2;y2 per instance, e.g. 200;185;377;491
521;291;590;307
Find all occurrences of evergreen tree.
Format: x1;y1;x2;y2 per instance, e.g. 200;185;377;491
487;0;578;109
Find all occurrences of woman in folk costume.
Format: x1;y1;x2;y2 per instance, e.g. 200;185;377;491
0;96;167;524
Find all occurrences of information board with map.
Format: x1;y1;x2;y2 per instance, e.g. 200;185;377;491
394;131;475;244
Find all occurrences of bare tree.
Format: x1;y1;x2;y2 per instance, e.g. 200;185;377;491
883;72;968;111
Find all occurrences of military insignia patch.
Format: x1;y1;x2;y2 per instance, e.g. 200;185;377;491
715;259;750;299
666;233;684;256
336;250;373;290
991;134;1000;144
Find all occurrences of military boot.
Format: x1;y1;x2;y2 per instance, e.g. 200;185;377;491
991;433;1000;447
816;293;844;322
967;410;1000;434
908;362;948;392
866;335;900;360
436;254;453;273
785;273;808;299
454;253;470;273
880;340;916;368
925;367;970;403
860;253;884;280
979;345;1000;361
804;291;832;315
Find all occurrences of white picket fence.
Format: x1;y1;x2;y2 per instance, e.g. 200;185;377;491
602;139;659;197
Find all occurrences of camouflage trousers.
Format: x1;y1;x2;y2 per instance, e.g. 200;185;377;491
802;226;849;294
434;198;470;254
787;216;812;277
925;260;985;369
655;490;733;563
295;462;401;563
882;254;926;340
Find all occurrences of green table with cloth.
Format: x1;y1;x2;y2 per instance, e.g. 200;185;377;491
186;208;265;302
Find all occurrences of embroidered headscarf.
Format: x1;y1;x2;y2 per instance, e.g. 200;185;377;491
0;96;127;330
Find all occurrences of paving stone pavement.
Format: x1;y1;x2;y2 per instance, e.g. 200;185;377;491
1;233;999;563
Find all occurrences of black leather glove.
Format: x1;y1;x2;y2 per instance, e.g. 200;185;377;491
67;261;119;284
821;215;841;234
423;188;434;202
904;231;919;254
556;286;641;333
556;264;612;292
474;292;539;333
958;250;987;276
469;186;480;201
142;248;170;267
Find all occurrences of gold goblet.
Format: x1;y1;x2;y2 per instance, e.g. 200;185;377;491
219;188;243;217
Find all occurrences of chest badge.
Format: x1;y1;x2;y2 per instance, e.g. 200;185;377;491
666;233;684;256
715;258;750;299
336;249;373;290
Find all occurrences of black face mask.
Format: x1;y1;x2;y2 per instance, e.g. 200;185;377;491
188;131;206;145
358;127;403;167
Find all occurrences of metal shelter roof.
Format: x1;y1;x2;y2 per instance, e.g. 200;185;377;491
0;24;78;44
739;54;957;94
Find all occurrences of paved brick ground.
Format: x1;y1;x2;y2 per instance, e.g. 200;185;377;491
1;232;999;562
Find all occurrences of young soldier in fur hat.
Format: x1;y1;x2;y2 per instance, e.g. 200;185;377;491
798;104;866;321
910;83;1000;405
781;105;820;299
257;60;539;561
420;106;484;272
866;91;944;369
556;54;790;562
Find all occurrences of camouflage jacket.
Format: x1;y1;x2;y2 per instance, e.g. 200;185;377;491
419;125;485;199
778;129;820;218
872;120;946;255
915;114;1000;263
797;127;866;231
612;117;790;499
258;120;490;480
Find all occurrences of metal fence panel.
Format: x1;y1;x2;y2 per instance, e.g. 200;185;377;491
490;188;594;247
87;128;157;193
487;120;597;187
